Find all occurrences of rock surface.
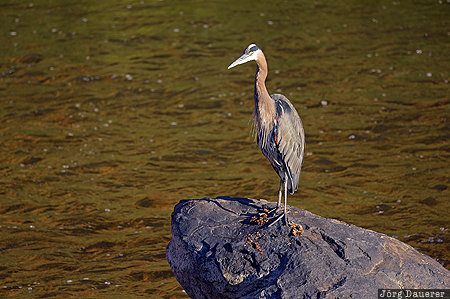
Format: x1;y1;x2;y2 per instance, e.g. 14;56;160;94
166;197;450;298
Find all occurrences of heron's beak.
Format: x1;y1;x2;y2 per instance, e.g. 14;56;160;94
227;53;253;69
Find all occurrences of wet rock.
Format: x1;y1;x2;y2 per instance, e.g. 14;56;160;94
135;197;154;208
419;197;437;206
19;53;43;64
166;197;450;298
21;157;42;165
431;184;447;191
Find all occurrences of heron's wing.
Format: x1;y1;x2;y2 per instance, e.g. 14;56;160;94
272;94;305;192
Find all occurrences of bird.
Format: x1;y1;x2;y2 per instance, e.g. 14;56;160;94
228;43;305;226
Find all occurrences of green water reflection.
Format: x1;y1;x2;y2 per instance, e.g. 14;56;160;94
0;0;448;297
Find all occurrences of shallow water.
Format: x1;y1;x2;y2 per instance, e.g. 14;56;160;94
0;0;448;297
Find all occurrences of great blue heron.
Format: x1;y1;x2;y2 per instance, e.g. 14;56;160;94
228;44;305;225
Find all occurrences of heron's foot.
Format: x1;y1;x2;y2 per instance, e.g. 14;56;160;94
251;206;281;226
267;210;290;227
252;206;291;227
258;205;282;218
266;205;281;216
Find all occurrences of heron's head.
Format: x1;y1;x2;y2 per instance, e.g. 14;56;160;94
228;44;261;69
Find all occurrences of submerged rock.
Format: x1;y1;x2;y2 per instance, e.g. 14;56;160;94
166;197;450;298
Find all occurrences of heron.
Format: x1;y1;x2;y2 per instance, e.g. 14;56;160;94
228;44;305;226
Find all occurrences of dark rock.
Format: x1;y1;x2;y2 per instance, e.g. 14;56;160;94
166;197;450;298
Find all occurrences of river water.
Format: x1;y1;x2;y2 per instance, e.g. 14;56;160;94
0;0;448;297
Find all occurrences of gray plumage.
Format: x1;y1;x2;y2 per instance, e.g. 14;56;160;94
228;44;305;225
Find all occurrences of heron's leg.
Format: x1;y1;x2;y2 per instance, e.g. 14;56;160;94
268;180;287;227
268;212;284;227
284;179;288;225
277;179;283;208
265;180;283;216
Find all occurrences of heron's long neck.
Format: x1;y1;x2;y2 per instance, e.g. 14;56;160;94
254;54;275;129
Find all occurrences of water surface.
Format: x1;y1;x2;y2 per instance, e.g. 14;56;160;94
0;0;449;297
